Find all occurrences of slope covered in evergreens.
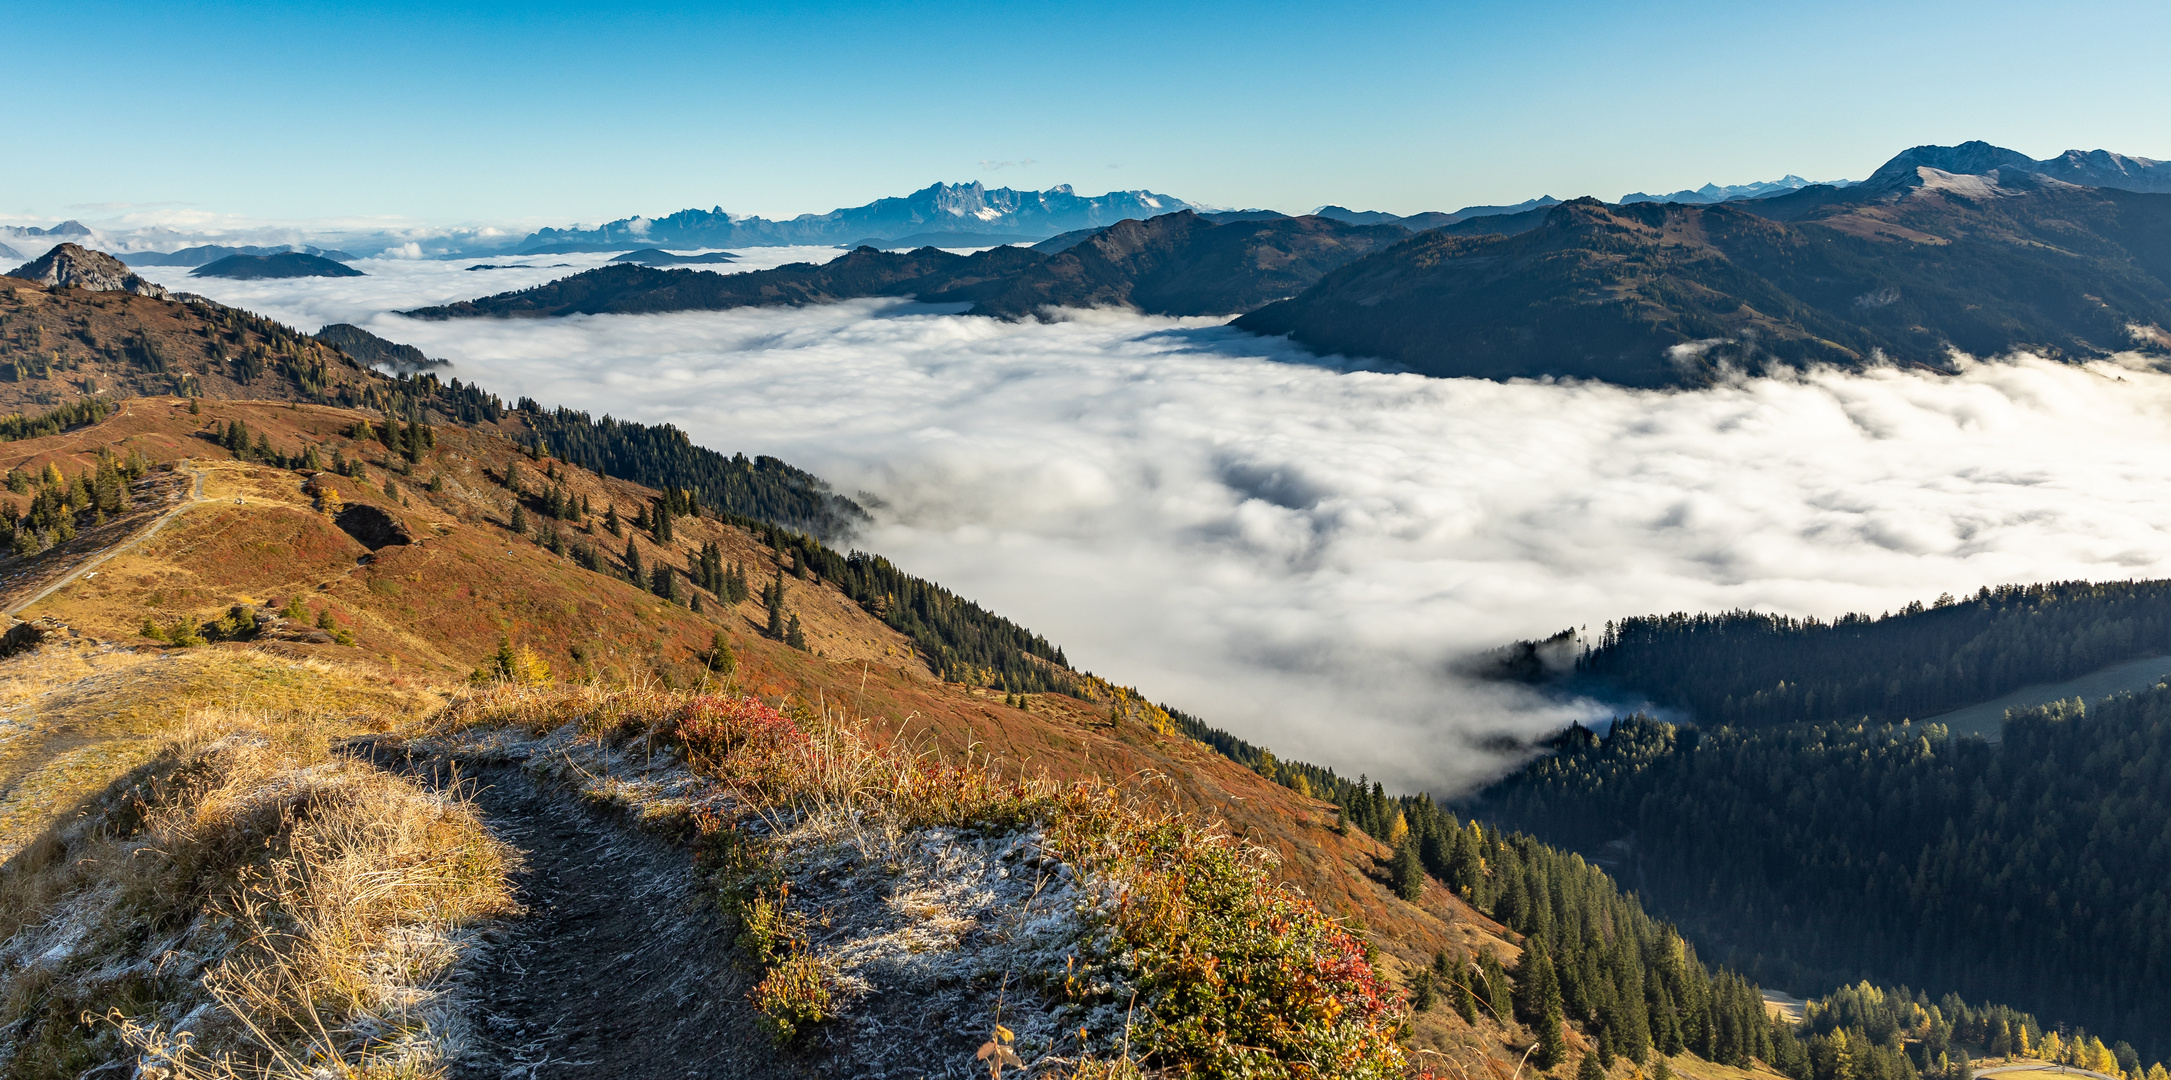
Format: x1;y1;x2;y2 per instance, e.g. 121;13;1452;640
1578;580;2171;726
1476;685;2171;1057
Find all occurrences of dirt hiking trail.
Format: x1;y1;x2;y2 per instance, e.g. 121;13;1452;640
366;744;806;1080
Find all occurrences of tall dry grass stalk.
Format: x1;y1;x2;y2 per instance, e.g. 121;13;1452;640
0;707;516;1080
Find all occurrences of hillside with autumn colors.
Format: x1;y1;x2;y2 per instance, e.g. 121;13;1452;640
0;278;1827;1080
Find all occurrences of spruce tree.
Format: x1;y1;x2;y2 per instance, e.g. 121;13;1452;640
1412;970;1438;1013
766;571;786;639
1535;1000;1568;1070
624;538;643;582
705;630;735;675
606;505;621;536
509;501;527;534
1393;839;1426;902
1454;972;1480;1024
1482;948;1515;1026
1577;1051;1605;1080
785;613;806;651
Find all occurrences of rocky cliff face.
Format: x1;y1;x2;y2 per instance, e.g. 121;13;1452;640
6;243;168;298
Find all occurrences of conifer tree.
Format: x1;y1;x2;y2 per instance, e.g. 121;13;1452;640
1393;839;1425;902
510;501;527;534
1536;1000;1569;1070
624;538;643;582
1413;970;1438;1013
786;612;806;651
1454;970;1480;1024
606;505;621;536
766;570;786;639
1481;948;1515;1027
705;630;735;675
1578;1051;1605;1080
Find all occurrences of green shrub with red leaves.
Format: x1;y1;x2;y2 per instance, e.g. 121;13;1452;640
435;684;1410;1078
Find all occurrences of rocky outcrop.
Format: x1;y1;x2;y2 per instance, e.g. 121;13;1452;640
5;243;168;298
334;503;414;550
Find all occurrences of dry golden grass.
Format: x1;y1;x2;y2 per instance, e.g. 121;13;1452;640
0;705;515;1080
0;644;435;863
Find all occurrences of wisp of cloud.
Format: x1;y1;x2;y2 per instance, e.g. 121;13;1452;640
143;258;2171;794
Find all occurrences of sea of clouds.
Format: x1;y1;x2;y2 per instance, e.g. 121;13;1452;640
132;256;2171;793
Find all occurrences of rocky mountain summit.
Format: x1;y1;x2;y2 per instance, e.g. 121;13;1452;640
517;181;1194;251
6;243;169;297
1862;140;2171;193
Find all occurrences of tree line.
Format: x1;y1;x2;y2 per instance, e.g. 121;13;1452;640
1473;682;2171;1059
1578;581;2171;726
511;399;866;541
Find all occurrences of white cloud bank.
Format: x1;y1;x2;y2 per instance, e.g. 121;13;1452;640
153;260;2171;793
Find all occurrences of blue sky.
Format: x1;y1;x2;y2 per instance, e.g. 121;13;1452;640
4;0;2165;226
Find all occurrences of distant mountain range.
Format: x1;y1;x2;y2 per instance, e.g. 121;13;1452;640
515;183;1195;253
0;220;92;239
606;249;738;266
417;140;2171;388
125;244;358;267
1619;175;1831;204
1313;196;1561;231
405;212;1407;320
1237;141;2171;385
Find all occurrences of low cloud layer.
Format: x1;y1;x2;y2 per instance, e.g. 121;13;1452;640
156;260;2171;793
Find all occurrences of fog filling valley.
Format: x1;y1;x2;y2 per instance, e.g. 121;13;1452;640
135;256;2171;794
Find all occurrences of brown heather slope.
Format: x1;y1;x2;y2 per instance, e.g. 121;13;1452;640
0;398;1517;1037
0;274;384;411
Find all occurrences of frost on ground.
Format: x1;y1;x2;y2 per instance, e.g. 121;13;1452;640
0;722;515;1079
420;719;1141;1079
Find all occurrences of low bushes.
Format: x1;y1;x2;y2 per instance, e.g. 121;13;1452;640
433;683;1411;1077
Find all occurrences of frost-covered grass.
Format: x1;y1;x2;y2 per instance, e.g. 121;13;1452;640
0;708;516;1080
426;683;1412;1078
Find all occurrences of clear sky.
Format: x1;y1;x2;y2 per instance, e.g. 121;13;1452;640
4;0;2165;228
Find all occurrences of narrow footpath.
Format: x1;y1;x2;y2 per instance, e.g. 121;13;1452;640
366;745;803;1080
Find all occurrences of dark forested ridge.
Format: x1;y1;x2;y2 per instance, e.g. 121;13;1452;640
511;399;867;540
1476;684;2171;1058
402;211;1405;320
1235;171;2171;386
1578;579;2171;726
